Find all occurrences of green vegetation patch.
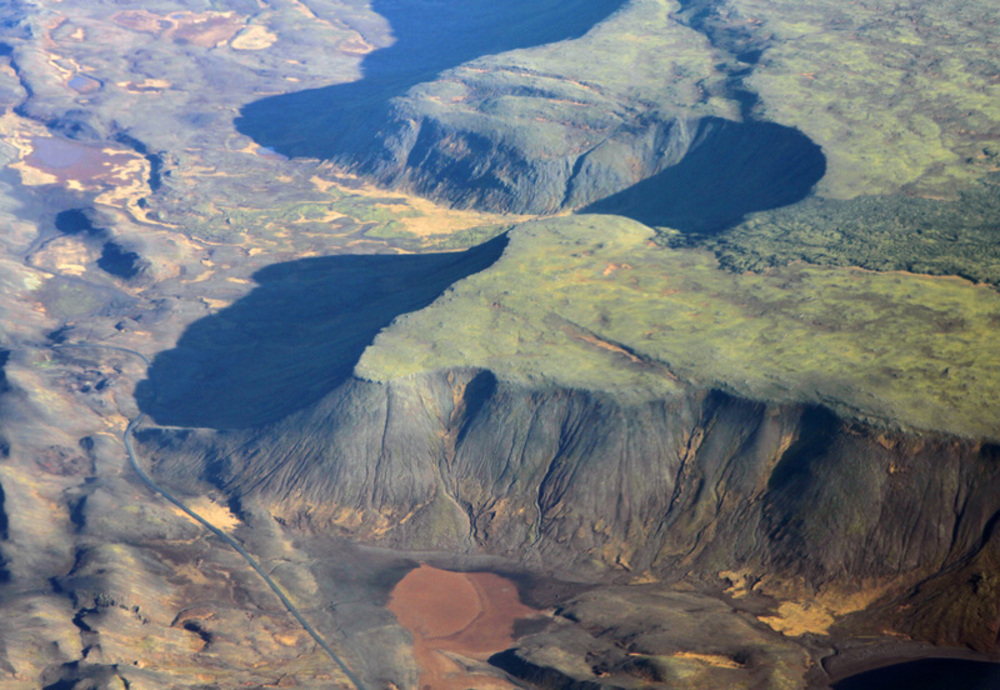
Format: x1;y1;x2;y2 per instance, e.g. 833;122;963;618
744;0;1000;199
362;221;417;241
421;223;512;251
34;276;134;320
359;215;1000;439
163;193;411;245
688;177;1000;284
454;0;730;119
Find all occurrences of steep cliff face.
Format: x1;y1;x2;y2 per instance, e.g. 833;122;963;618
236;0;829;220
143;371;701;558
140;370;1000;650
355;108;699;217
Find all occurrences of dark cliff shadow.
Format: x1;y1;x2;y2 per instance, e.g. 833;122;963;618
832;658;1000;690
53;208;143;279
135;236;507;430
234;0;628;159
579;118;827;234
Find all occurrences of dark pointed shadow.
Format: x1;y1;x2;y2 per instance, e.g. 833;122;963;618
832;659;1000;690
135;236;507;429
234;0;628;160
579;118;827;234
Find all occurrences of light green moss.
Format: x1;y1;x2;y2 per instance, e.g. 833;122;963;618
745;0;1000;198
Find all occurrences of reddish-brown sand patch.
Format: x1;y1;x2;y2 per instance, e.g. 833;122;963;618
67;74;101;94
111;10;242;47
112;10;171;35
172;14;242;47
24;137;139;186
388;564;542;690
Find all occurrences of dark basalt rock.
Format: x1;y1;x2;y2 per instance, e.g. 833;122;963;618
489;649;618;689
97;241;142;280
141;370;1000;651
54;209;101;237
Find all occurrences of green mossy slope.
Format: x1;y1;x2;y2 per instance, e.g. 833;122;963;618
691;177;1000;284
359;215;1000;438
743;0;1000;199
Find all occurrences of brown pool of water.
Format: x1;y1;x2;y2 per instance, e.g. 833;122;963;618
68;74;101;94
25;137;136;184
387;564;543;690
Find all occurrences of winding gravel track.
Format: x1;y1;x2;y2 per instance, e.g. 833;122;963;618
58;342;366;690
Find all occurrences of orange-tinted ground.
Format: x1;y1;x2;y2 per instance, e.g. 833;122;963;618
24;136;138;185
387;564;543;690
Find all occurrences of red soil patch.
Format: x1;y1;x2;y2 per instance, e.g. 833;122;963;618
111;10;242;46
68;75;101;94
173;15;242;47
25;137;135;184
388;564;543;690
112;10;171;34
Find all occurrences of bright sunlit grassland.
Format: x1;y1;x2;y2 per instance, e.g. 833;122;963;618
359;215;1000;439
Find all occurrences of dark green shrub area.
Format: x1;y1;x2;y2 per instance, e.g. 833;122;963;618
677;176;1000;285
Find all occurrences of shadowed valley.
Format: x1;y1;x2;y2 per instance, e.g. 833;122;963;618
2;0;1000;687
235;0;629;161
236;0;827;230
580;118;825;233
135;236;506;429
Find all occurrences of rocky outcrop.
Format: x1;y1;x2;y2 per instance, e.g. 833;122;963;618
235;0;825;222
490;585;813;689
236;0;638;214
239;75;705;217
140;370;1000;651
240;73;824;225
358;106;707;217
